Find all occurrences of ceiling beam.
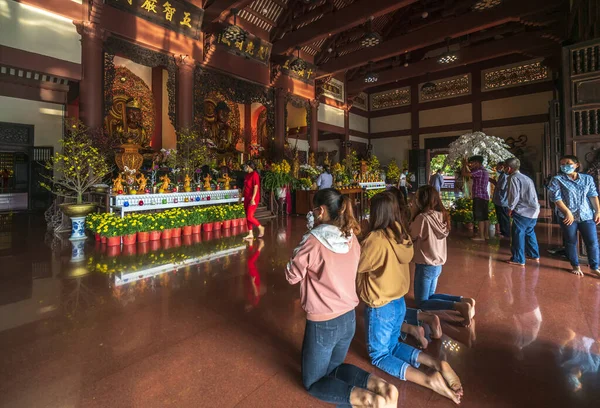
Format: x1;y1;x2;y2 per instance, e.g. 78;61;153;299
202;0;254;27
271;0;419;55
287;2;335;31
241;6;278;27
320;0;562;75
347;33;556;94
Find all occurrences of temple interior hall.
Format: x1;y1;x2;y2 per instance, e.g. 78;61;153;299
0;0;599;407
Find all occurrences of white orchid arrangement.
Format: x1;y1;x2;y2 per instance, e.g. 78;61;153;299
446;131;513;169
300;164;322;179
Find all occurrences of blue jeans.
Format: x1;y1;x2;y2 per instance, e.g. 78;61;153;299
364;298;421;380
495;205;511;236
560;219;599;270
302;310;371;406
510;213;540;264
414;264;461;310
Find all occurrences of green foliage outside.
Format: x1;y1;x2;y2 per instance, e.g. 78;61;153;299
430;154;454;174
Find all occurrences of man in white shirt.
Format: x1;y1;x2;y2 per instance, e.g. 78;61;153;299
398;168;411;200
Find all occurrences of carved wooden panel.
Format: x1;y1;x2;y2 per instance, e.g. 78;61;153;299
419;74;471;102
370;87;410;111
0;123;33;146
482;59;550;91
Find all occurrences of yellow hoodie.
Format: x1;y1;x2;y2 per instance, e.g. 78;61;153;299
357;224;414;308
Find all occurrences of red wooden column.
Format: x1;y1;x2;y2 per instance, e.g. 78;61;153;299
151;67;163;149
176;57;195;130
341;107;350;159
275;88;287;159
75;0;105;130
309;99;319;153
244;103;252;151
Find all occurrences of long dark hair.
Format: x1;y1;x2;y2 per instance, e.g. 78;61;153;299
369;192;409;243
314;188;360;238
388;186;411;233
323;165;331;174
413;185;451;230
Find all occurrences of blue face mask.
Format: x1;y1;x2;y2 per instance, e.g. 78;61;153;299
561;164;577;174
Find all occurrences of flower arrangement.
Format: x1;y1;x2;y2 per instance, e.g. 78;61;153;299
40;120;112;204
446;131;513;169
300;164;321;179
176;128;210;177
449;198;497;225
263;159;296;191
386;159;401;184
366;188;386;200
299;177;313;190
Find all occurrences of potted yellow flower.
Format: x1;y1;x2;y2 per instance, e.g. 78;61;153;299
41;120;111;240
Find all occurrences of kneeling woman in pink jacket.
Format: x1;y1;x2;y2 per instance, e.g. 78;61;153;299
286;188;397;407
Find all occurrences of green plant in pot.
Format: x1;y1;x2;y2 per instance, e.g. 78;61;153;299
40;120;111;240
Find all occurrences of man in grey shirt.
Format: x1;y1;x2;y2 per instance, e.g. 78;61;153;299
429;169;444;193
505;157;540;266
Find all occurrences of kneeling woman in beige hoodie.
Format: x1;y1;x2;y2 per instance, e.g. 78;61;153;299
358;192;463;405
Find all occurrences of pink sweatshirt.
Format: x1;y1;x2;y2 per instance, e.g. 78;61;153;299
285;224;360;321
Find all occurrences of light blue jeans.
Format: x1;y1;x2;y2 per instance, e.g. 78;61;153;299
364;297;421;380
414;264;461;310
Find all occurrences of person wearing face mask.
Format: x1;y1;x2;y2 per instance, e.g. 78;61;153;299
462;155;490;241
504;157;540;267
286;188;399;407
548;155;600;277
242;161;264;240
490;161;510;238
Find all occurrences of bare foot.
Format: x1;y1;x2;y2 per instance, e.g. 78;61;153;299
571;267;584;276
403;323;428;349
439;360;463;396
419;312;442;339
454;302;474;327
243;233;254;241
461;298;476;317
425;372;462;404
257;225;265;238
592;269;600;278
367;375;399;407
349;387;387;407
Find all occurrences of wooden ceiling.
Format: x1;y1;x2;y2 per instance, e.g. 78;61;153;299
202;0;568;95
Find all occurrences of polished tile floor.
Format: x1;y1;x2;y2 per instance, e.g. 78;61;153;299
0;213;598;408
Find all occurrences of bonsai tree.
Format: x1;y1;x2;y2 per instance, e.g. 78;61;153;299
40;120;111;204
386;159;401;184
176;128;209;177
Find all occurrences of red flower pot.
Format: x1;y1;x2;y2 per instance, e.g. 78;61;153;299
182;226;193;236
213;230;222;240
107;236;121;247
106;245;121;257
202;231;214;241
95;233;101;242
231;219;239;228
101;236;107;244
223;228;232;238
138;231;150;243
183;235;193;246
162;228;173;239
213;221;222;231
172;227;182;238
172;237;182;247
202;223;214;232
149;230;161;241
192;224;201;234
150;240;161;252
223;220;232;229
122;244;136;256
162;238;173;250
123;234;137;246
138;242;149;255
193;234;202;244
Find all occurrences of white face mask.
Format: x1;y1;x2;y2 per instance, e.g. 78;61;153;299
306;211;315;230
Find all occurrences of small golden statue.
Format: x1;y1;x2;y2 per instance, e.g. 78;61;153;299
324;152;330;166
136;173;147;193
184;174;192;192
159;174;171;193
204;174;212;191
222;173;232;190
112;174;125;194
292;151;300;179
308;152;316;168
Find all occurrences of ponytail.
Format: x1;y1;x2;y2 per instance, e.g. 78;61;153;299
313;188;361;238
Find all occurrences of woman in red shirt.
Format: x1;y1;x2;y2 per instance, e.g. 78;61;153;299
243;161;264;240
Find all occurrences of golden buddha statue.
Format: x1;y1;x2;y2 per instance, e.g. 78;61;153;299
136;173;147;193
112;174;125;194
205;101;237;152
114;99;150;147
221;173;232;190
184;175;192;192
159;175;170;193
204;174;212;191
324;152;330;166
292;151;300;179
308;152;316;168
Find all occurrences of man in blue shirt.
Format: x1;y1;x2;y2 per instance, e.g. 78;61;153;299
505;158;540;266
316;166;333;190
548;155;600;277
429;169;444;193
490;161;510;238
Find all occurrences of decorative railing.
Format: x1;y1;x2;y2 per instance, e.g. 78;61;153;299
571;44;600;75
573;108;600;137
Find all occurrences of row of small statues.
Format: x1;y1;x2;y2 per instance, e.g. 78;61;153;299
112;172;232;194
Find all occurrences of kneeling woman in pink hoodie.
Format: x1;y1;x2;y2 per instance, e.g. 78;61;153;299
286;188;397;407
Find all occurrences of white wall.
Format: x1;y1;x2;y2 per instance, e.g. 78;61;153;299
319;139;340;163
318;104;344;128
350;135;369;144
287;138;309;152
0;0;81;64
0;96;64;151
484;123;545;174
370;113;411;133
349;113;368;133
482;92;552;120
419;104;472;127
371;136;411;167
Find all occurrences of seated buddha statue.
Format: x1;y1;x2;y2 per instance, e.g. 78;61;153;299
208;101;237;152
116;99;150;148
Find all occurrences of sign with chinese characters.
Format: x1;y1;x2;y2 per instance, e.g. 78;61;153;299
280;57;317;84
213;28;272;65
352;92;368;111
322;78;344;102
106;0;203;39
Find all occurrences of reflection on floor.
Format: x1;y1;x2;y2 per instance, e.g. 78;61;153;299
0;213;599;407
